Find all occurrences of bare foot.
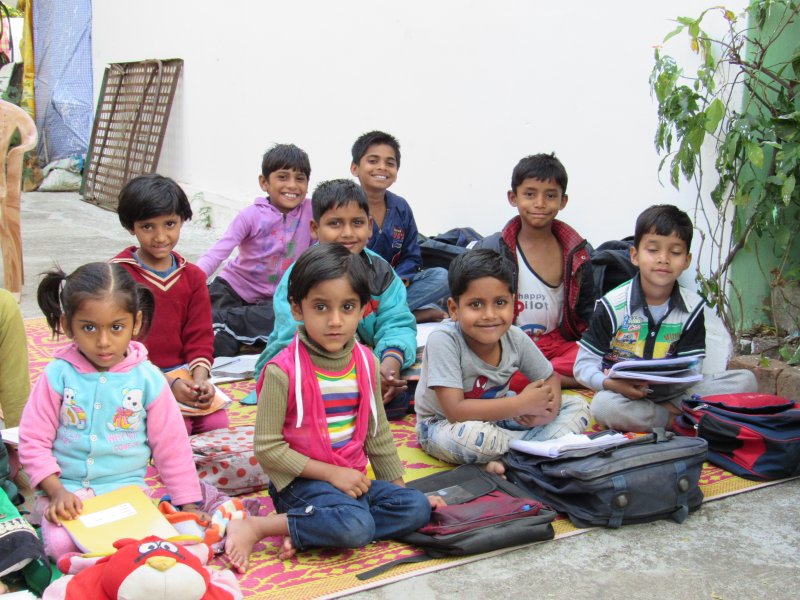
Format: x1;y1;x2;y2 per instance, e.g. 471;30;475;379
224;518;260;573
277;535;297;561
413;307;447;323
481;460;506;478
0;579;8;594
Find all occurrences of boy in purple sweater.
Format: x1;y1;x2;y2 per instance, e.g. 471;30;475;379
197;144;313;356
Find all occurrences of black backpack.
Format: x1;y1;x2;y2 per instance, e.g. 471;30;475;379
591;236;638;295
419;227;483;270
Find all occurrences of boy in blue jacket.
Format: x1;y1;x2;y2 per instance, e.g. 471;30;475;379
254;179;417;414
350;130;449;323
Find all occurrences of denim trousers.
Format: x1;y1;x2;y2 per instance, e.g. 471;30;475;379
405;267;449;312
269;477;431;551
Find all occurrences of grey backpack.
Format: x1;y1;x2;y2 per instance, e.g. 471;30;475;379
503;430;707;528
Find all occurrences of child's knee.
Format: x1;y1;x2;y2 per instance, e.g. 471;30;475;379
439;421;509;464
590;391;625;427
335;510;376;548
42;524;79;560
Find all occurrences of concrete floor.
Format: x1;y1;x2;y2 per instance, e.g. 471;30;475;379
11;192;800;600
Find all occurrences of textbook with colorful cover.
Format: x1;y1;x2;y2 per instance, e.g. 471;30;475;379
607;355;704;384
166;367;234;416
62;485;179;554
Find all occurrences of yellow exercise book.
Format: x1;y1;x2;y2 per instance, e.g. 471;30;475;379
62;485;179;555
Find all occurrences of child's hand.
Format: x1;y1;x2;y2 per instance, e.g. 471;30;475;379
428;494;447;509
192;379;215;407
514;413;555;428
328;465;371;499
171;378;197;406
45;488;83;524
603;377;650;400
518;379;559;421
180;502;211;523
380;356;408;404
172;379;213;410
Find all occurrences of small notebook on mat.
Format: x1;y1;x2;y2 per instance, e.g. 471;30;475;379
62;485;179;555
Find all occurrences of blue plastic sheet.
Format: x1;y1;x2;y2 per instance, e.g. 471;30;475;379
33;0;93;164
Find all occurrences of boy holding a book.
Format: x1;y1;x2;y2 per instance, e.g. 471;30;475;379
574;205;756;432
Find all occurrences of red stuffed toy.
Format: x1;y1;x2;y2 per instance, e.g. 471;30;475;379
42;536;241;600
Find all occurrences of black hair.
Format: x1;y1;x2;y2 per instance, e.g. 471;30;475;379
117;174;193;231
351;130;401;167
261;143;311;179
634;204;694;248
448;248;516;301
511;153;568;194
311;179;369;222
288;243;371;308
37;262;155;339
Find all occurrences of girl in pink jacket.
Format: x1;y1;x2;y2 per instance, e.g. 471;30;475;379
20;262;208;559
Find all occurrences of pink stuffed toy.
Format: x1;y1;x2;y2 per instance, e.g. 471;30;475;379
42;536;242;600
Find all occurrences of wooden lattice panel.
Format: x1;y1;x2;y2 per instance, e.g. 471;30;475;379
81;58;183;211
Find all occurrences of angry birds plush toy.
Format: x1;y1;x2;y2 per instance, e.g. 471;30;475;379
42;536;242;600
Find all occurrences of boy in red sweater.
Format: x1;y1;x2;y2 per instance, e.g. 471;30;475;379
111;174;225;434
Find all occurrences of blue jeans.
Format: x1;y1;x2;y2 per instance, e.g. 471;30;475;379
269;478;431;551
405;267;449;312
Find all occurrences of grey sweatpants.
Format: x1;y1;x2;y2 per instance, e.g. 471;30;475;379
590;369;757;432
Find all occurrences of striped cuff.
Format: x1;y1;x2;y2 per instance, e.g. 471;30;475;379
189;357;212;374
380;348;404;366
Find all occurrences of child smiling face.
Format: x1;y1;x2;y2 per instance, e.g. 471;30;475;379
350;143;399;196
260;168;309;213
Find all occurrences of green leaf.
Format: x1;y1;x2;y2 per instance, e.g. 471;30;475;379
687;126;706;153
704;98;725;133
663;24;685;43
782;175;796;205
747;143;765;169
774;226;791;248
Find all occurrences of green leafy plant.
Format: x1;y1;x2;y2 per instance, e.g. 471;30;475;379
650;1;800;339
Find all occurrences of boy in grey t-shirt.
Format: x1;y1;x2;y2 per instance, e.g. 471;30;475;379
415;249;590;473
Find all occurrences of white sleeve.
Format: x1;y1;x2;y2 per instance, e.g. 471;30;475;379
574;345;607;391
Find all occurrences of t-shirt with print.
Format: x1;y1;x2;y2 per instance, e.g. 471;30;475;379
515;247;563;342
414;320;554;420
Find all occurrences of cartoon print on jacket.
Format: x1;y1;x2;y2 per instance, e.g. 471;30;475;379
60;386;87;430
108;389;144;431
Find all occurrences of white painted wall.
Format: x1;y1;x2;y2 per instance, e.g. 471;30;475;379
91;0;746;368
91;0;745;245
